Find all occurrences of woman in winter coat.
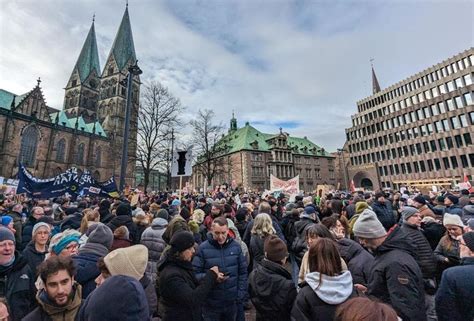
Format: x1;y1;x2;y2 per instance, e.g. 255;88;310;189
140;217;168;284
110;226;132;251
250;213;275;270
158;231;222;321
434;213;464;274
292;238;354;321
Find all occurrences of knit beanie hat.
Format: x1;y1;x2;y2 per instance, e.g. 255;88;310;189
32;222;51;237
446;194;459;205
462;231;474;252
49;229;81;255
401;206;419;221
1;216;12;227
463;205;474;217
86;223;113;249
413;195;427;205
468;218;474;230
443;213;465;227
170;231;195;252
104;244;148;281
353;209;387;238
355;201;369;214
0;227;15;243
156;209;169;221
171;199;181;207
116;203;131;216
264;235;288;263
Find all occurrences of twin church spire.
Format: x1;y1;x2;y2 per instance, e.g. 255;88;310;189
63;6;137;118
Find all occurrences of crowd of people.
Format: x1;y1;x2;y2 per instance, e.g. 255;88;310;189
0;187;473;321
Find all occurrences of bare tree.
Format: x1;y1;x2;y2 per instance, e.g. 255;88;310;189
137;81;183;191
190;109;226;187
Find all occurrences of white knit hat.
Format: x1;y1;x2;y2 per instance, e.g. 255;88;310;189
443;213;465;228
104;244;148;281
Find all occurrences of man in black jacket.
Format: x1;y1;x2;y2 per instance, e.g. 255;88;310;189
353;210;426;321
371;192;396;231
0;227;35;320
249;235;296;321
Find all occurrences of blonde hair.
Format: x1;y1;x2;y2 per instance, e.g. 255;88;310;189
251;213;275;237
80;208;100;234
192;209;205;224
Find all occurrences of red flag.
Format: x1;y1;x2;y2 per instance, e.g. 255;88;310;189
350;179;356;193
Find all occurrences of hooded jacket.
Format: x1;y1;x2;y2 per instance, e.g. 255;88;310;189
72;243;108;298
367;227;426;321
249;259;296;321
158;253;217;321
0;251;35;321
141;217;168;284
336;238;374;285
192;234;248;307
435;257;474;321
371;200;396;230
77;275;150;321
22;241;47;278
23;283;82;321
291;270;353;321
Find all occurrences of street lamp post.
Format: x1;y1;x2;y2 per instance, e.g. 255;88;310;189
119;60;142;193
337;148;349;191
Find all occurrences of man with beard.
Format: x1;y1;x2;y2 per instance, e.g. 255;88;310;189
23;256;82;321
0;227;35;320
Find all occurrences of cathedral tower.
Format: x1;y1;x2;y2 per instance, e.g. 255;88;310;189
63;19;101;121
97;5;140;185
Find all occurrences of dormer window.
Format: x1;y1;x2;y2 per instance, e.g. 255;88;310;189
71;79;77;87
108;67;114;75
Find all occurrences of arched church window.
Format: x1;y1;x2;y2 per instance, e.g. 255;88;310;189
95;146;102;167
19;125;39;167
108;67;114;76
56;138;66;162
76;143;85;165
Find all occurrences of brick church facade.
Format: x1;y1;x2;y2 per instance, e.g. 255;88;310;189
0;7;140;185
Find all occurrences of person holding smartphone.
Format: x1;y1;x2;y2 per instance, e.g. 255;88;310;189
159;231;223;321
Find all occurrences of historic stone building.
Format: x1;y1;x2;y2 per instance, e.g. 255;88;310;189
192;115;336;192
0;7;140;185
345;48;474;191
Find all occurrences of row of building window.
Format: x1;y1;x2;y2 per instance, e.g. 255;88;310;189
351;132;472;166
358;55;474;112
349;111;474;154
348;92;473;140
378;154;474;177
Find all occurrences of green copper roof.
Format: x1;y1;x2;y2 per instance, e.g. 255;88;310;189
73;22;101;82
49;111;107;137
0;89;28;110
216;123;331;156
107;7;136;72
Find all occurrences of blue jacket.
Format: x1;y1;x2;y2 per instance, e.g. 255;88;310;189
435;257;474;321
192;234;248;307
73;243;108;298
444;205;463;217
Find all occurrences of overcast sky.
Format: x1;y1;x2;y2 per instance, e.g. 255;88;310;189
1;0;472;152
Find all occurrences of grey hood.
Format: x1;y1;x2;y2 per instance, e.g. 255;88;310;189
305;270;353;304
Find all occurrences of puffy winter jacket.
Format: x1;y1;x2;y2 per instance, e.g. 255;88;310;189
371;201;396;230
401;222;437;279
367;227;426;321
73;243;108;298
337;238;374;286
249;259;296;321
192;234;248;307
435;257;474;321
141;218;167;284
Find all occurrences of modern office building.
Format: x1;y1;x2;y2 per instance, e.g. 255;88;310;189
345;48;474;191
192;115;336;192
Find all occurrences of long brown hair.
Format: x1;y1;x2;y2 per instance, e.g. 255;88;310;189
308;238;342;276
335;297;399;321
